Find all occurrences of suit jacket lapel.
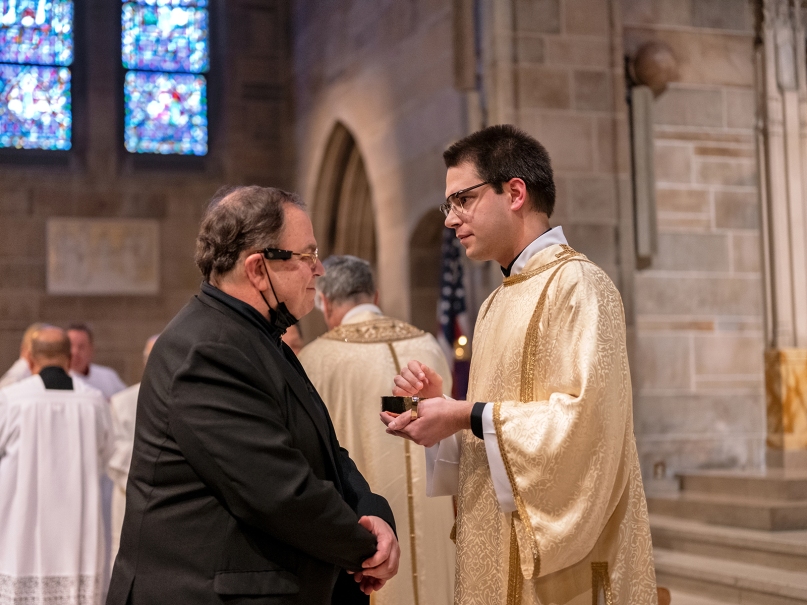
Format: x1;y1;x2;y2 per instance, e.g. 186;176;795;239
196;289;342;488
264;343;340;483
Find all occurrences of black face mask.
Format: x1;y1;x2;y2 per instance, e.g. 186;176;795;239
259;258;299;334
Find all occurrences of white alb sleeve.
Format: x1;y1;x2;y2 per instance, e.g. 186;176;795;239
482;403;517;512
425;432;461;497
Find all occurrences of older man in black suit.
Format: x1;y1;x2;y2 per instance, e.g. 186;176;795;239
107;186;399;605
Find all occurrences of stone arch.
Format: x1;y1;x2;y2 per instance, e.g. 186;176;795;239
409;209;445;335
301;122;378;342
311;122;376;264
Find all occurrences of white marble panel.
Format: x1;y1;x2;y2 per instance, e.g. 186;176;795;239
47;219;160;295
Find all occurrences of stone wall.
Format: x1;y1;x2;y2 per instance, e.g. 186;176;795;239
500;0;633;295
0;0;769;478
475;0;767;477
622;0;766;475
292;0;769;478
0;0;295;385
292;0;467;338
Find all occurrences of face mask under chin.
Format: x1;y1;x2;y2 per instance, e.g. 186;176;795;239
260;258;299;334
268;301;299;333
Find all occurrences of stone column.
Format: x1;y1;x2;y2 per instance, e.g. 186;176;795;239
757;0;807;469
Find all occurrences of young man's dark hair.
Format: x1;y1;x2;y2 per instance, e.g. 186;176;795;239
194;185;306;281
443;124;556;217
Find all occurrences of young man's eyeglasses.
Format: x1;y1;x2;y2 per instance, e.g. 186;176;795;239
439;181;490;217
261;247;319;268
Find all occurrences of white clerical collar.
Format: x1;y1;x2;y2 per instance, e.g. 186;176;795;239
342;303;383;324
505;226;568;277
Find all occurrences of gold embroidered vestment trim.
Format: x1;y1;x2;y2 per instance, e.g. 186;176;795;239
386;342;421;605
322;318;424;343
507;517;523;605
480;244;585;321
591;562;614;605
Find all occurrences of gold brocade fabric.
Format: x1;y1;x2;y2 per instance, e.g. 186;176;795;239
298;311;456;605
456;245;657;605
321;317;425;343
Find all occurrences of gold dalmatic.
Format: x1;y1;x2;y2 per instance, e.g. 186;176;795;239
455;245;657;605
299;311;456;605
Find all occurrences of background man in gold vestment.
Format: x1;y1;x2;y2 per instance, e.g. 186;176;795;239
383;125;658;605
299;255;456;605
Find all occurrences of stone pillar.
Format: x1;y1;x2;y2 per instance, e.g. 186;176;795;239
757;0;807;469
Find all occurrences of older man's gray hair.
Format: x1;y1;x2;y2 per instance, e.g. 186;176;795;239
317;255;376;305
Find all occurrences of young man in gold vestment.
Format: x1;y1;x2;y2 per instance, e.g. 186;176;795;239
383;125;658;605
299;255;456;605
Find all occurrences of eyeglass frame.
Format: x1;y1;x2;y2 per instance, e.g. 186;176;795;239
260;247;320;268
439;181;491;217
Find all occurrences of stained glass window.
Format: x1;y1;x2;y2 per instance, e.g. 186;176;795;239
122;4;208;73
0;0;73;150
124;71;207;155
0;64;71;149
122;0;209;156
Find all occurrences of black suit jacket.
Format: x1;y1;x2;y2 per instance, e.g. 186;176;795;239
107;283;395;605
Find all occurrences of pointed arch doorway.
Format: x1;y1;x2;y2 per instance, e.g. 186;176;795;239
312;123;377;263
302;123;378;342
409;209;445;335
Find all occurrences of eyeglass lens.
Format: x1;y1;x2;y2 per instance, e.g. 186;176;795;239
441;181;488;216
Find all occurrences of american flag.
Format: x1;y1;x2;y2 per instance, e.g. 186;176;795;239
437;227;470;397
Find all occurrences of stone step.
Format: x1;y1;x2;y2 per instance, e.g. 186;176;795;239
653;548;807;605
650;514;807;572
678;469;807;502
667;590;735;605
647;491;807;530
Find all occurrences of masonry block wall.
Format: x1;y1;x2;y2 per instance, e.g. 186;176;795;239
509;0;631;289
486;0;766;477
292;0;467;334
294;0;768;479
622;0;765;475
0;0;766;479
0;0;295;385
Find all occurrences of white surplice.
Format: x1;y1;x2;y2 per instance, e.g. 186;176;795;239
108;383;140;566
0;359;30;389
71;364;126;401
0;375;114;605
70;362;125;591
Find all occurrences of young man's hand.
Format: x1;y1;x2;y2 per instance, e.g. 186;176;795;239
392;360;443;399
381;397;473;448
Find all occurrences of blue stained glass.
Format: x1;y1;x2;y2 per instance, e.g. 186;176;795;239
126;0;207;7
122;3;208;73
0;0;74;66
0;64;71;149
124;70;207;155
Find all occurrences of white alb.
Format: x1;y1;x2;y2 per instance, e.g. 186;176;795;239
0;374;114;605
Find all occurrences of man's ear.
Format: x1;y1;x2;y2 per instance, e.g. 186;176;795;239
24;351;36;374
506;178;529;212
373;291;379;306
243;253;269;291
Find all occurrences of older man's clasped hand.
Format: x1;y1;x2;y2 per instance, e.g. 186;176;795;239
381;360;474;448
349;515;400;594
